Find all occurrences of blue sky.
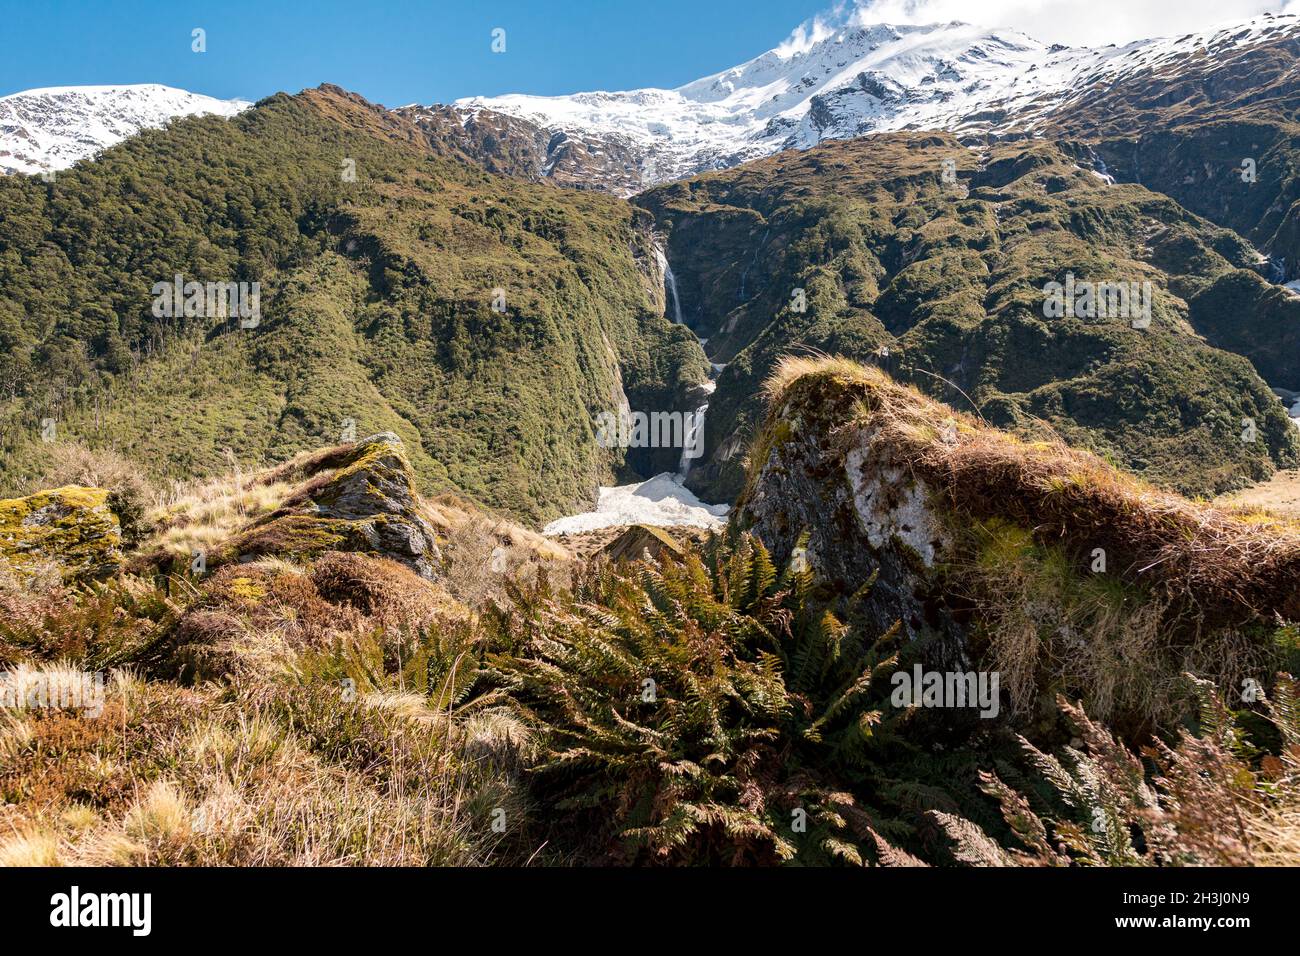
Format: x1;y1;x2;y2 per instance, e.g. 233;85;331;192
0;0;831;104
4;1;1292;103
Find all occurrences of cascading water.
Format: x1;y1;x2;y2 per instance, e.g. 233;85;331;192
654;243;685;325
540;243;732;534
678;381;715;479
654;240;716;480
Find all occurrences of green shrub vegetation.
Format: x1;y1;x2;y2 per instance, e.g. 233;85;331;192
637;134;1299;501
0;87;707;523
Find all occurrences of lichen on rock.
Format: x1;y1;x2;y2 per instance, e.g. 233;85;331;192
219;433;443;578
736;370;961;649
845;442;949;568
0;485;123;582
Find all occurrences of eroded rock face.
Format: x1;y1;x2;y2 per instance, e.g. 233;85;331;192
737;398;959;653
736;360;1300;731
221;433;443;578
0;486;123;581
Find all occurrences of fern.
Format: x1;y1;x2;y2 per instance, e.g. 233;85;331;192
484;534;920;864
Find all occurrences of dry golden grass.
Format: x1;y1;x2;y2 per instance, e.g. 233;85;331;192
1249;804;1300;866
429;495;573;606
143;472;293;560
0;657;521;867
0;828;61;866
1217;468;1300;521
762;353;885;403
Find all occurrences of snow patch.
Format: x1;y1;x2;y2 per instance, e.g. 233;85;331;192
451;16;1298;189
543;473;730;535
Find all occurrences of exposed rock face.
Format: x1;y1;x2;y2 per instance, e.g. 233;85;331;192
0;486;123;581
395;102;645;195
736;358;1300;726
220;433;443;578
737;384;961;652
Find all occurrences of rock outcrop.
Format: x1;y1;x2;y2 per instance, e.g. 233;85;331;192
218;433;443;578
736;356;1300;728
0;486;123;581
598;524;686;563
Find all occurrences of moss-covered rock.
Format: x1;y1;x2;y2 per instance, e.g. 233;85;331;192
0;485;123;581
219;433;443;577
737;356;1300;732
598;524;686;563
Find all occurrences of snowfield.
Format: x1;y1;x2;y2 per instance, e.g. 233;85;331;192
542;473;730;535
455;15;1299;188
0;84;250;175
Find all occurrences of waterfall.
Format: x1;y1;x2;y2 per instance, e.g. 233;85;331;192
678;380;715;479
654;243;684;325
738;227;769;300
653;238;716;480
678;402;708;478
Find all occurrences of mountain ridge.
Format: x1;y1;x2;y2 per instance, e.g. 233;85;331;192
0;83;250;176
7;14;1299;195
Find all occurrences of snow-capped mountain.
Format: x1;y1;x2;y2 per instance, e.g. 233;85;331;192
0;84;250;176
5;14;1297;193
446;13;1300;193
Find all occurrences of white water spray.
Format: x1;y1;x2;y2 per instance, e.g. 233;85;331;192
654;243;684;325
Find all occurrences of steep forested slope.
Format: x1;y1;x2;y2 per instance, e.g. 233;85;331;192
637;134;1299;501
0;87;708;522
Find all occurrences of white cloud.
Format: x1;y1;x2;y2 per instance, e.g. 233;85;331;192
774;12;842;57
795;0;1297;46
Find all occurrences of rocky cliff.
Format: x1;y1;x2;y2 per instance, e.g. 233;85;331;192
738;356;1300;729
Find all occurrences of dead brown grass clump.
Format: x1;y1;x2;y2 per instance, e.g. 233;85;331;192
257;442;358;488
29;442;157;545
310;551;456;630
427;494;573;606
0;664;503;866
168;552;465;681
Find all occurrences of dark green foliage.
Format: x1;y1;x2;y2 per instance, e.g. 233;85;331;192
484;534;1015;865
638;134;1299;501
0;88;707;523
